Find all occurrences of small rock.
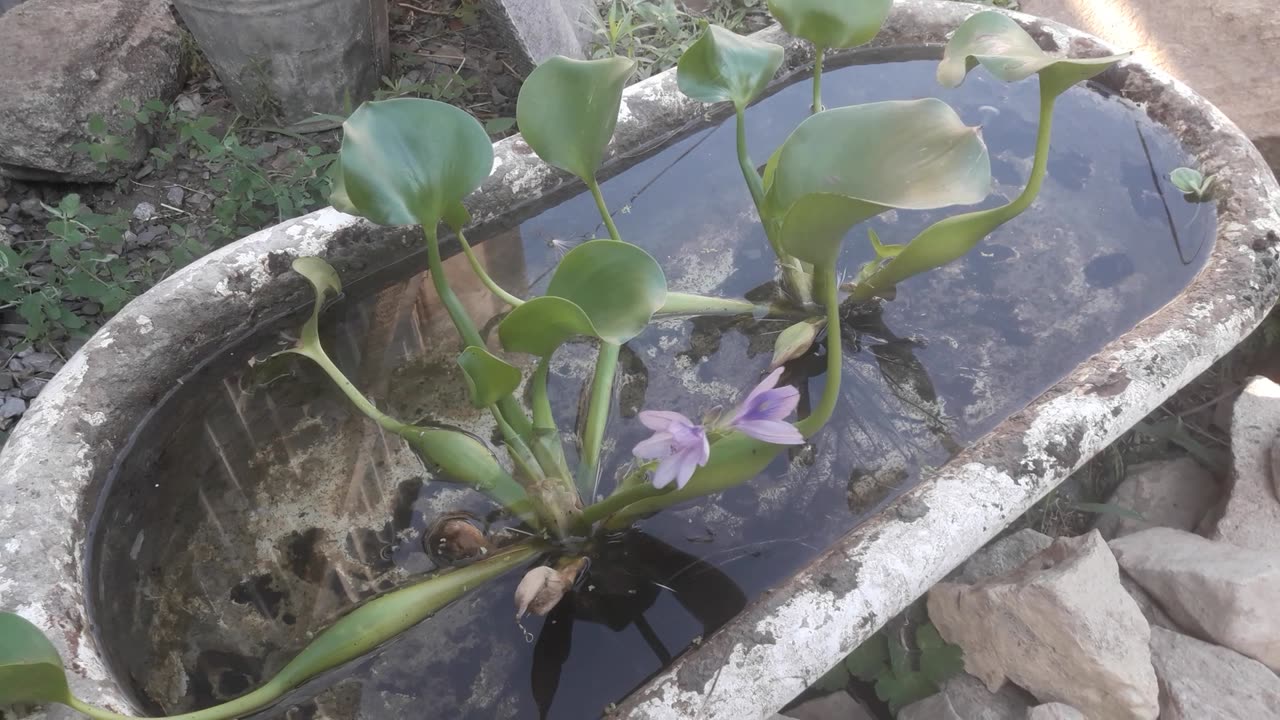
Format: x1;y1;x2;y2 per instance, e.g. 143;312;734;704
0;395;26;418
0;375;12;391
0;197;9;213
1027;704;1085;720
1094;457;1218;539
18;197;42;217
955;529;1053;584
19;377;44;398
80;302;101;316
928;531;1158;720
777;691;876;720
132;201;156;222
174;93;202;114
898;673;1034;720
1206;376;1280;551
165;185;184;207
1110;527;1280;670
21;351;56;372
1150;626;1280;720
6;357;28;373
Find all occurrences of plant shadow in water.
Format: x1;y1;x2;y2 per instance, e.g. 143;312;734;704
530;530;747;719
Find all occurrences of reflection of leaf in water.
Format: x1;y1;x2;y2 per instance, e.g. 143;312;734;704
531;600;574;720
528;531;747;714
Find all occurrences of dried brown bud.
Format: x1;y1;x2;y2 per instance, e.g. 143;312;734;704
514;566;566;619
425;514;491;564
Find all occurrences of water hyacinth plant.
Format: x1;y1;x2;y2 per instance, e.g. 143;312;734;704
1;7;1129;718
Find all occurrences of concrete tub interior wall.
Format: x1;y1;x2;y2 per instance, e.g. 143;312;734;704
1;1;1278;719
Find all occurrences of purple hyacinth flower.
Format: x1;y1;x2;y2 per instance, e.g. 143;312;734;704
632;410;711;489
722;367;804;445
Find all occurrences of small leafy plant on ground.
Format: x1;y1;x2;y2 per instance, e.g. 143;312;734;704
815;620;965;713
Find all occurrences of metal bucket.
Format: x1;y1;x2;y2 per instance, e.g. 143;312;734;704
172;0;389;124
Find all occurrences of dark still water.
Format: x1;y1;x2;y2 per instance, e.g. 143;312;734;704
88;51;1213;719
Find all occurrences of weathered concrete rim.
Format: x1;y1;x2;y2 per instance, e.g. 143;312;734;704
0;0;1276;718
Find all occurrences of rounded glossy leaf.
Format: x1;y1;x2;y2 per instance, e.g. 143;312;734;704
938;11;1129;98
0;612;71;706
458;345;523;408
767;0;892;50
516;56;636;181
678;24;784;109
499;295;600;356
327;160;359;215
546;240;667;344
767;100;990;264
339;98;494;227
768;99;990;213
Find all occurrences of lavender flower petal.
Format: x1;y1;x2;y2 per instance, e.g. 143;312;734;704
632;432;674;460
737;386;800;423
638;410;694;432
733;419;805;445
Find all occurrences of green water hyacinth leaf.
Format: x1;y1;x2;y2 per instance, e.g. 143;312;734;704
500;240;666;355
516;56;635;182
546;240;666;343
339;98;494;227
0;613;71;706
327;160;358;215
500;296;598;357
938;11;1130;98
677;24;784;109
767;100;991;267
458;346;522;408
767;0;892;50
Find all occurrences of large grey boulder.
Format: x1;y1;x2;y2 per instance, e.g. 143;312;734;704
1093;457;1218;539
1150;626;1280;720
0;0;184;182
897;673;1035;720
1205;377;1280;552
928;532;1158;720
1110;527;1280;671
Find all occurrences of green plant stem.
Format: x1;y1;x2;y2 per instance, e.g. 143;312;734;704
732;107;814;306
492;403;543;482
658;291;766;317
531;357;558;432
424;225;532;437
66;545;539;720
576;340;621;500
587;177;622;243
458;229;524;306
811;47;825;114
577;483;666;529
528;357;575;495
293;346;408;434
735;107;767;215
851;88;1057;302
796;265;841;437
